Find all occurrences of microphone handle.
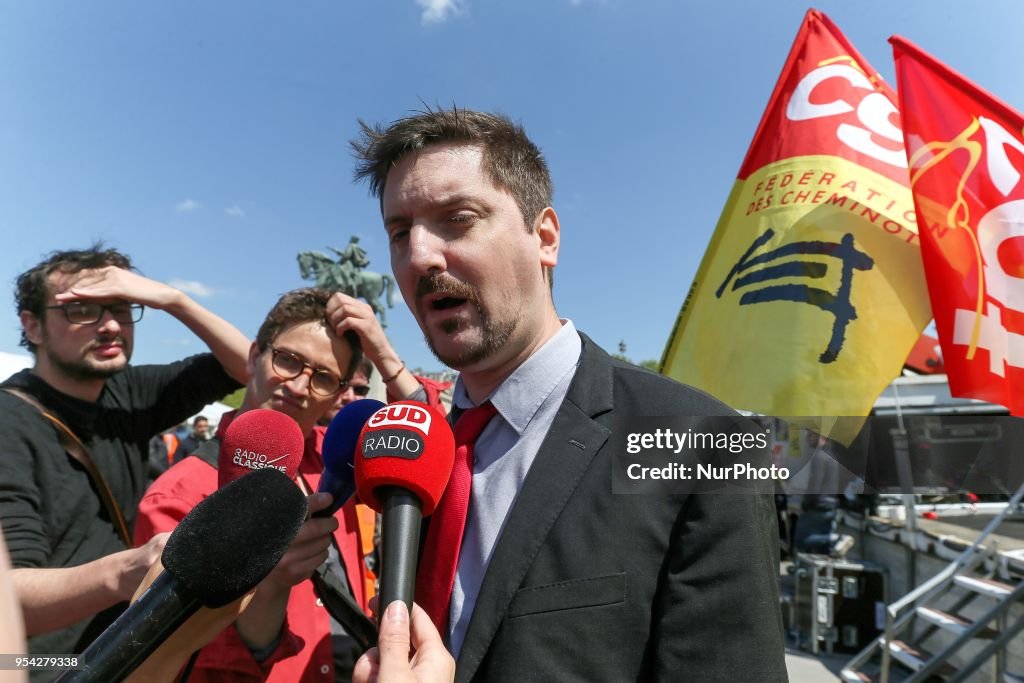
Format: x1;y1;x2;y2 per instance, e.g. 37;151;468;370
312;468;357;518
378;486;422;615
56;571;202;683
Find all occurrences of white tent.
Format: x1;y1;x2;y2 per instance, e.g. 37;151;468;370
194;400;234;427
0;351;31;379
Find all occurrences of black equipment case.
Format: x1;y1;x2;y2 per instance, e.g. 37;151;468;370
793;552;888;655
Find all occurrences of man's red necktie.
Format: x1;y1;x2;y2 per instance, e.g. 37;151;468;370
416;402;498;634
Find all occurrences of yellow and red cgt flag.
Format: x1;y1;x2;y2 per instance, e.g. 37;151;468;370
661;10;931;441
892;37;1024;413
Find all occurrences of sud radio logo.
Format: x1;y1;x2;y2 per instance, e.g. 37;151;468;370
366;404;432;435
363;404;430;459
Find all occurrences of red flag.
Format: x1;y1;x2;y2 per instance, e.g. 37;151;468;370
892;37;1024;413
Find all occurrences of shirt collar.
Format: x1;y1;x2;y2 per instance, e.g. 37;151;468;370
452;320;581;436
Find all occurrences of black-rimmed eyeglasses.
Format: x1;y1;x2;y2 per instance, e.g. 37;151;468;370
270;346;348;396
46;302;145;325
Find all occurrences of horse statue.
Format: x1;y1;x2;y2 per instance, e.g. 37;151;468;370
297;250;396;327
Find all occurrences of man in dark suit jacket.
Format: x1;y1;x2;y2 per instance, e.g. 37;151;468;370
351;108;787;681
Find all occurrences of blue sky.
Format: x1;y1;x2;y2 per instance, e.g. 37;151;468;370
1;1;1022;373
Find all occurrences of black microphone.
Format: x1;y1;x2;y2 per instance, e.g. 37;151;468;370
56;468;307;683
354;401;454;611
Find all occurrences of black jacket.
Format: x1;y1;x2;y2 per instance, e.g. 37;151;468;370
454;334;787;682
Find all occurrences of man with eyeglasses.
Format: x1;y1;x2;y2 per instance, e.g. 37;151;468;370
345;368;374;400
0;245;250;668
135;287;446;681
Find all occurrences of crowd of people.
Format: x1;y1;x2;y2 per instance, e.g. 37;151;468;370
0;108;786;682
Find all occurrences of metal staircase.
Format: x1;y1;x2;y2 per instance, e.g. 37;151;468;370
841;481;1024;682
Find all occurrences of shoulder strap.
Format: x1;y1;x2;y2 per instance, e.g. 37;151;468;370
311;565;378;652
2;387;133;547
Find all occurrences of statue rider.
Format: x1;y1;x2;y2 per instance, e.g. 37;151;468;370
327;236;370;297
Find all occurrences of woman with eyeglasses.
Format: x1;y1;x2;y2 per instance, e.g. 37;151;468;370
134;288;450;683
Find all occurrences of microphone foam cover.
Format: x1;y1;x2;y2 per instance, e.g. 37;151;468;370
162;468;306;607
355;401;454;516
218;408;305;488
322;399;386;475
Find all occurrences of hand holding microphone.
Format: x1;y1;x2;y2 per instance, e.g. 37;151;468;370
125;559;257;683
111;532;170;603
355;401;455;614
353;600;456;683
258;493;339;593
120;409;309;681
215;409;332;600
216;408;334;606
57;468;307;682
219;410;339;650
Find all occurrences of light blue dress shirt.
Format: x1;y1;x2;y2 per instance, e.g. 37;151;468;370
446;320;582;657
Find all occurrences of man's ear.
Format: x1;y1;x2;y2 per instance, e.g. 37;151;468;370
20;311;43;347
535;207;560;270
245;342;261;380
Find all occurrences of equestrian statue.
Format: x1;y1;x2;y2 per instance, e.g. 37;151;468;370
297;235;395;327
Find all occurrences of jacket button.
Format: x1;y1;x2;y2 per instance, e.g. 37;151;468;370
321;664;330;674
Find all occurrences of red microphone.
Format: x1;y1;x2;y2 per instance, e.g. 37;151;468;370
355;401;454;612
218;409;305;488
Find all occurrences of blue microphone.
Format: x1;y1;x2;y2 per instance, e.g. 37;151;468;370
314;399;386;517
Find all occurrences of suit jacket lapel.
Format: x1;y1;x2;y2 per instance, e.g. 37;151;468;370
455;334;614;681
